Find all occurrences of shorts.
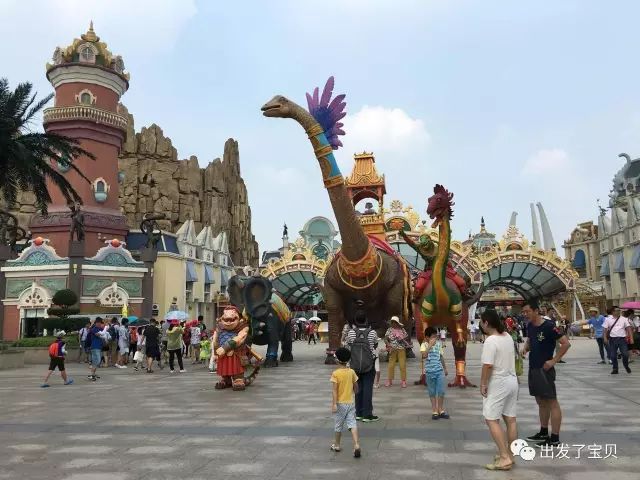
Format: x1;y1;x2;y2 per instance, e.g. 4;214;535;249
528;367;556;399
48;357;65;371
426;370;446;397
334;403;357;432
374;357;380;373
90;348;102;366
119;345;129;355
146;345;161;360
483;375;518;420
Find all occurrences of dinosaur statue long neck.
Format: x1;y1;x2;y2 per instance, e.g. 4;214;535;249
433;215;451;311
288;104;370;261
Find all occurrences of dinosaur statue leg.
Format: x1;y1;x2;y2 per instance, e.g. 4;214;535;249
280;320;294;362
448;320;475;388
323;281;344;365
413;303;428;386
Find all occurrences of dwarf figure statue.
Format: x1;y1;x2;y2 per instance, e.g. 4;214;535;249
213;306;250;391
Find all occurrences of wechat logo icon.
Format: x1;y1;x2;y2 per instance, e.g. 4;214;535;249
511;439;536;461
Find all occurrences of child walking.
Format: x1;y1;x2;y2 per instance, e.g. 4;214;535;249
330;347;361;458
421;326;450;420
200;335;211;368
42;331;73;387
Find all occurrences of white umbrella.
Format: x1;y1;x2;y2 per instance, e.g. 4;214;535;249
308;316;321;322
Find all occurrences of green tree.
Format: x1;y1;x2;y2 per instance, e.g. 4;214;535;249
47;288;80;324
0;78;94;214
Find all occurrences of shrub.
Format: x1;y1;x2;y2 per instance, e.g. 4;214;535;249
12;336;79;348
42;316;89;332
51;289;78;307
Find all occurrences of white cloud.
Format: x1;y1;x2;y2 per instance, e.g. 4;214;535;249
341;106;430;161
522;148;571;175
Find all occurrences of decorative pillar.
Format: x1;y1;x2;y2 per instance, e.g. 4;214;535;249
141;247;158;318
0;245;12;337
68;240;85;299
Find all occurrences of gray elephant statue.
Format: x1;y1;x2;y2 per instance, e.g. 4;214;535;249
228;275;293;367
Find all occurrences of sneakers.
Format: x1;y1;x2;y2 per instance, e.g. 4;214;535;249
401;381;407;388
115;364;126;369
611;370;619;375
356;416;364;421
362;415;380;423
64;379;74;385
537;437;560;447
526;431;549;441
432;413;440;420
170;369;176;373
87;375;97;382
40;384;50;388
180;369;186;373
598;360;606;364
374;383;380;389
625;367;632;374
384;380;392;387
208;369;216;374
439;411;450;419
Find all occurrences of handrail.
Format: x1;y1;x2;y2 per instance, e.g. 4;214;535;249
43;105;127;130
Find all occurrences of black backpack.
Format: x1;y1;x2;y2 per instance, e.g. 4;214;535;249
349;327;374;374
108;325;117;342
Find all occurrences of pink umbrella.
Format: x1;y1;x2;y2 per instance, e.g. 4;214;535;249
621;301;640;309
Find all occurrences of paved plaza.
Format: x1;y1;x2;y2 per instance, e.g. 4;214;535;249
0;338;639;480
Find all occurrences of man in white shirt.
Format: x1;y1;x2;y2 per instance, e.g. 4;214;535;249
604;307;633;374
77;322;90;363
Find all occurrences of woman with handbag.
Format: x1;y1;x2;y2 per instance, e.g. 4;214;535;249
384;316;410;388
479;309;519;471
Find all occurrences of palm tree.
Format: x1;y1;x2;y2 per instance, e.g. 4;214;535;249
0;78;93;214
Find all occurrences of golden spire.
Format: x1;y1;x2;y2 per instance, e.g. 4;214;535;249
81;20;99;42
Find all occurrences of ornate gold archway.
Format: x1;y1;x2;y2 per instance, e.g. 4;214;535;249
260;238;332;306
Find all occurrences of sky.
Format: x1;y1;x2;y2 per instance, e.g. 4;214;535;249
2;0;638;259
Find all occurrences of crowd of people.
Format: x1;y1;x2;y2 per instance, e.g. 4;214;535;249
329;299;574;469
71;315;213;382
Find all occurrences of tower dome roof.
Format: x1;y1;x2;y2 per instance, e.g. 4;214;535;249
47;21;129;81
463;217;499;252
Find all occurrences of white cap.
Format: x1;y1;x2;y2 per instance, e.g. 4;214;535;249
390;316;401;324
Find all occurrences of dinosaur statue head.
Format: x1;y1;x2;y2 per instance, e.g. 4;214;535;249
427;184;454;227
261;95;296;118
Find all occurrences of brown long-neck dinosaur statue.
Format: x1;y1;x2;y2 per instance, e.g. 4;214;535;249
262;78;412;363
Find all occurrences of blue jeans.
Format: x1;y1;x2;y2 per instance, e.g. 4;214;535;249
609;337;629;371
355;368;375;417
426;370;446;397
90;348;102;366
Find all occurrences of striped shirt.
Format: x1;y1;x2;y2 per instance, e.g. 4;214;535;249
423;341;444;374
346;327;378;358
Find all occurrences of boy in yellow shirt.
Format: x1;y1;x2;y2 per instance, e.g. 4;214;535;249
330;347;361;458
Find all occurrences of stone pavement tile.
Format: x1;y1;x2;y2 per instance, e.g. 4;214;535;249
277;462;371;479
304;435;381;450
211;459;290;477
369;465;463;480
170;434;242;446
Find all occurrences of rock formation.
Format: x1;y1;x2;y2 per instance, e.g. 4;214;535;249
7;109;260;267
118;109;259;266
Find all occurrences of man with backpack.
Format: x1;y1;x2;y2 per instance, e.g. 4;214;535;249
345;306;380;423
87;318;108;381
41;331;73;387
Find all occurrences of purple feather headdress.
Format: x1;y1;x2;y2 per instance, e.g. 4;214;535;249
306;76;347;150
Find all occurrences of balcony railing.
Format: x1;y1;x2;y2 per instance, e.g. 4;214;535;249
43;105;128;130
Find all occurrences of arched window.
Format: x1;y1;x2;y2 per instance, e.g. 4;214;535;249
96;181;105;193
75;89;96;105
80;92;92;104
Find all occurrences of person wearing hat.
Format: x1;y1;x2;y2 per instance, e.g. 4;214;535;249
573;307;608;364
42;331;73;387
384;316;411;388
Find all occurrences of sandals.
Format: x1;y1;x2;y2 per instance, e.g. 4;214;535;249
330;444;342;452
485;461;513;471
